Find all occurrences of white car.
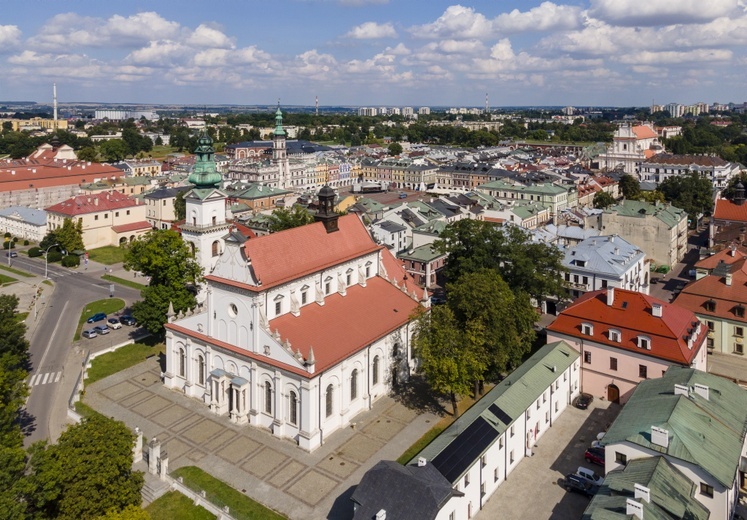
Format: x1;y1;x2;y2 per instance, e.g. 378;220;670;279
107;318;123;330
576;466;604;486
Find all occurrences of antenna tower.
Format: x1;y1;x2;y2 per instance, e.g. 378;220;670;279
485;92;489;115
53;83;58;130
315;96;319;116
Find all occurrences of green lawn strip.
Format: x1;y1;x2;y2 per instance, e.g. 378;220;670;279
74;401;103;419
396;425;446;465
102;273;147;291
85;342;164;385
15;312;29;323
0;264;35;278
75;298;126;341
0;273;17;285
171;467;286;520
146;491;216;520
87;246;126;265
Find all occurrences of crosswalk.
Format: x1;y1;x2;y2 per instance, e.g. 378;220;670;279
28;371;62;387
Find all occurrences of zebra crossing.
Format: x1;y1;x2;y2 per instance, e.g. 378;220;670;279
28;371;62;387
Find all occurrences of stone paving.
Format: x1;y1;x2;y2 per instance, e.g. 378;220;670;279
84;358;440;520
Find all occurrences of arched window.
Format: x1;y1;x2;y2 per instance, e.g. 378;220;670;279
197;355;205;385
325;384;334;418
351;369;358;401
179;348;186;377
372;356;380;385
212;240;220;257
264;381;272;414
289;391;298;425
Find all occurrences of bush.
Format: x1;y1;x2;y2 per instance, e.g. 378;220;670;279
3;232;9;238
47;250;63;263
23;240;29;246
12;237;17;243
3;242;15;250
28;247;42;257
61;255;80;268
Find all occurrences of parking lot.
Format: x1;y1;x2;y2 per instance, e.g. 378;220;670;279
477;399;620;520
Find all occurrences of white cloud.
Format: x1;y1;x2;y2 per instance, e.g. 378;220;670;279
346;22;397;39
619;49;732;65
187;24;235;49
423;39;485;55
409;5;493;40
493;2;583;33
126;40;190;67
589;0;738;26
0;25;21;48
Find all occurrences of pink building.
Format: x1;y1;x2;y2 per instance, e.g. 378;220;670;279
546;288;707;404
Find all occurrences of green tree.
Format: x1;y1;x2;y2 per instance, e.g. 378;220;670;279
77;146;98;162
387;142;403;156
96;505;151;520
639;190;666;204
658;171;715;225
619;174;641;199
56;218;85;253
26;414;144;520
411;305;487;417
99;139;128;162
593;191;616;209
268;205;314;233
173;190;186;221
721;171;747;200
124;230;203;334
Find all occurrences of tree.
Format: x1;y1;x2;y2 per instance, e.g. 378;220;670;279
124;230;203;334
593;191;616;209
658;171;714;225
268;205;314;233
99;139;128;162
25;414;144;520
619;174;641;199
96;505;151;520
173;190;186;221
55;218;85;253
387;142;403;156
77;147;98;162
721;171;747;200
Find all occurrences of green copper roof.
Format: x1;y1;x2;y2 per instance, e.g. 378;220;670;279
273;106;286;137
605;200;687;229
602;366;747;488
582;457;709;520
188;132;223;189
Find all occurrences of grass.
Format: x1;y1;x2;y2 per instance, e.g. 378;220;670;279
0;264;35;278
171;467;286;520
146;491;215;520
85;341;164;385
150;145;178;158
75;298;126;341
15;312;28;323
74;401;102;419
87;246;126;265
0;273;16;285
102;274;147;291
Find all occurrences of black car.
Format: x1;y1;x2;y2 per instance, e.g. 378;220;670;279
5;251;17;258
573;392;594;410
119;315;137;326
563;474;598;497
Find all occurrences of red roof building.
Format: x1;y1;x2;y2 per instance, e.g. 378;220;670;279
546;288;707;404
710;189;747;249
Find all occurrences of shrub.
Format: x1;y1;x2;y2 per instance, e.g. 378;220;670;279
12;237;18;243
3;232;10;238
28;247;42;257
23;240;29;246
61;255;80;268
3;242;15;250
47;250;63;263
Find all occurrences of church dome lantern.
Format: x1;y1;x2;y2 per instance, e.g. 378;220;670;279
188;132;223;189
314;185;339;233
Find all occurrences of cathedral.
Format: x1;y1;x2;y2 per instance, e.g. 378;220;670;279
165;134;427;451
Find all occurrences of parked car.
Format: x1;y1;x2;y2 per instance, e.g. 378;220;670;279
5;251;17;258
107;318;122;329
563;474;598;497
399;192;407;199
575;466;604;486
584;447;605;466
86;312;107;323
119;315;136;326
93;325;110;335
82;329;98;339
430;296;446;305
573;393;594;410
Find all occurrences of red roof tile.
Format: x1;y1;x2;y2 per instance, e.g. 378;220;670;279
675;261;747;322
242;214;379;288
112;221;151;233
270;277;422;372
45;191;141;216
713;199;747;222
547;288;704;365
695;246;747;270
632;125;658;139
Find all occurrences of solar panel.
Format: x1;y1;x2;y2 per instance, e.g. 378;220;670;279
432;417;499;483
488;403;513;425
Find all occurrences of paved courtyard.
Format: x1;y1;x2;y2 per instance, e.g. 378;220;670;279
84;357;439;520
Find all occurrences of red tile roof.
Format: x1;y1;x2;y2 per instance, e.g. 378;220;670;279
547;288;704;365
45;191;141;216
270;277;422;372
644;154;729;167
674;261;747;323
632;125;658;139
112;221;151;233
695;246;747;270
0;159;122;193
241;214;379;288
713;198;747;222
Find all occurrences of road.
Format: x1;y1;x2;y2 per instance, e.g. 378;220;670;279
12;255;141;445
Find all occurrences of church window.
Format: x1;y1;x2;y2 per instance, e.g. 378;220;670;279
325;282;331;295
212;240;220;257
264;381;273;414
373;356;380;385
346;272;352;286
301;291;307;305
197;355;205;385
212;216;217;225
228;303;238;317
325;384;334;418
289;391;298;425
351;369;359;401
178;348;186;377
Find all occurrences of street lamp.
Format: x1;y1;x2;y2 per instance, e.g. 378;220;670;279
44;243;64;279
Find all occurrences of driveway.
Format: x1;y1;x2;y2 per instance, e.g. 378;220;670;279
477;399;620;520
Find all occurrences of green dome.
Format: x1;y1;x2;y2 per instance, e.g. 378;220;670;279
188;132;222;189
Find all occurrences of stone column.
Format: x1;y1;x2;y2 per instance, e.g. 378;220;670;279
133;427;143;463
148;438;160;475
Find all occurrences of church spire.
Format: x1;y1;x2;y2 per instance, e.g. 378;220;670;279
273;102;286;137
188;132;222;189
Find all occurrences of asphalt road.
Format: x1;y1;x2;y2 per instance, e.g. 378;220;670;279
14;255;141;445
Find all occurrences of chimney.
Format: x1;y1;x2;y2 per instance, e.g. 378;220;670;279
418;457;427;467
674;384;688;396
693;383;709;400
375;510;387;520
606;286;615;306
634;483;651;503
626;499;644;519
650;425;669;448
652;303;662;318
725;273;732;286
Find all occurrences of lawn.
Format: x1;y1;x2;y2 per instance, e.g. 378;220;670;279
0;273;16;285
87;246;126;265
75;298;126;340
146;491;215;520
0;264;34;278
171;467;286;520
85;340;164;385
102;273;147;291
150;145;178;159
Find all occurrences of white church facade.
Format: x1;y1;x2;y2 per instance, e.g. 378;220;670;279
165;138;427;451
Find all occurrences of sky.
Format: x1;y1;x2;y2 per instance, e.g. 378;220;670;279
1;0;746;107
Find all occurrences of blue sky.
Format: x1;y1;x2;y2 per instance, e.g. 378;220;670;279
2;0;746;107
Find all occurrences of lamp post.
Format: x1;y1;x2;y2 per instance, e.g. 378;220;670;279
44;243;60;280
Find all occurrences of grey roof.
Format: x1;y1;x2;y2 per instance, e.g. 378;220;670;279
0;206;47;226
143;187;184;200
562;235;644;276
351;460;459;520
376;220;407;233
